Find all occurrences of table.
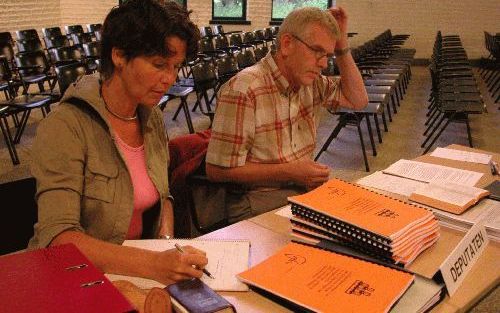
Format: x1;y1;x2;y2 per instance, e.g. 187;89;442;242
199;144;500;312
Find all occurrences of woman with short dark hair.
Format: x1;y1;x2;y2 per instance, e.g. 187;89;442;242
29;0;205;285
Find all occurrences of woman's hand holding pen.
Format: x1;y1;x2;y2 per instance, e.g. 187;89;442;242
149;246;208;285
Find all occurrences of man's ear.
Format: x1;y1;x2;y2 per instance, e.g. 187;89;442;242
280;33;294;57
111;47;126;69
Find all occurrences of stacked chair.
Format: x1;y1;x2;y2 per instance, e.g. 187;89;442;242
0;24;101;165
479;32;499;105
315;30;415;171
422;32;484;153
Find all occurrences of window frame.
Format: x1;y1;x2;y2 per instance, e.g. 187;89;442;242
210;0;251;25
270;0;333;25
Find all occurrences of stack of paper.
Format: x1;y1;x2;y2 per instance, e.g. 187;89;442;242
288;178;440;267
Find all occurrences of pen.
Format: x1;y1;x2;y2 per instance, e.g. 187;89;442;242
174;243;215;279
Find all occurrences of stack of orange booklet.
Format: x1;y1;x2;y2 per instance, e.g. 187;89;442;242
238;243;414;313
288;178;440;266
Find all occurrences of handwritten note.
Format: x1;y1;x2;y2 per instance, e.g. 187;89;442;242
106;239;250;291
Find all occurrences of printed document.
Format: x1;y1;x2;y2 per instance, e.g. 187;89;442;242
383;159;483;186
430;147;492;164
357;171;427;197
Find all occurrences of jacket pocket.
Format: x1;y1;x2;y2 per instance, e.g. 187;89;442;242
83;158;119;203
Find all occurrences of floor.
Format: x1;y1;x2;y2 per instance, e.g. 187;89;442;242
0;66;498;311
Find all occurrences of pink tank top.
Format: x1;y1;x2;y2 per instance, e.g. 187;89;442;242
115;134;160;240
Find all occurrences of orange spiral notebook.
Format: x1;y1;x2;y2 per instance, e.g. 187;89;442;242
238;243;414;313
288;178;440;266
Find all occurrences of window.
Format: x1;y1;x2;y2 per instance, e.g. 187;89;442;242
211;0;249;24
172;0;186;7
271;0;334;22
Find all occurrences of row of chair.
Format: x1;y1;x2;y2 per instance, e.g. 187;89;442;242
315;29;415;172
479;31;499;105
422;32;484;153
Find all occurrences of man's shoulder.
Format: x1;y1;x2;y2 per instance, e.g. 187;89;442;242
225;62;272;93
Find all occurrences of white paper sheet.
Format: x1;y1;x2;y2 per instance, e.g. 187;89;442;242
430;147;492;165
356;171;427;197
274;204;293;218
106;239;250;291
383;159;483;186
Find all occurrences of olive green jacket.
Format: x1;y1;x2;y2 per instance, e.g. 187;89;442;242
28;75;170;249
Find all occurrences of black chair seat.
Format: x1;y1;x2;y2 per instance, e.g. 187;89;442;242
21;74;47;84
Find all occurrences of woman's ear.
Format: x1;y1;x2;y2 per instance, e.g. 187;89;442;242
111;47;126;70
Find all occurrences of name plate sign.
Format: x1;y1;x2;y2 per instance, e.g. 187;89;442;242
439;223;489;296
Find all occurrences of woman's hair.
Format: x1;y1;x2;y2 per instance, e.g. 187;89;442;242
276;7;340;50
100;0;200;80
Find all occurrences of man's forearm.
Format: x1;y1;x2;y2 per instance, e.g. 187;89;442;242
335;36;368;109
206;162;294;186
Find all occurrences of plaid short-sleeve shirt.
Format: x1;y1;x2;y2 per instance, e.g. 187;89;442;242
206;53;341;168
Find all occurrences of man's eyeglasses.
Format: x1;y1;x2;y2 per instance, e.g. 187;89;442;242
291;34;333;62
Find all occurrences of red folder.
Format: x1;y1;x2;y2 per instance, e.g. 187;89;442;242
0;243;136;313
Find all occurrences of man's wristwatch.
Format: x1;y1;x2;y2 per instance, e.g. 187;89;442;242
334;47;351;57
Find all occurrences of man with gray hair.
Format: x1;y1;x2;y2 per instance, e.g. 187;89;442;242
206;6;368;223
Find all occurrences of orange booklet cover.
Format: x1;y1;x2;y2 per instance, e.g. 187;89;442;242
288;178;434;241
237;243;414;313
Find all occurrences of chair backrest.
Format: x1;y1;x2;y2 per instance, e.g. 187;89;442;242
82;41;101;58
263;27;274;41
15;51;50;76
236;48;256;69
216;55;239;79
55;63;87;94
94;30;103;42
0;32;15;46
0;42;15;63
16;29;39;41
242;32;256;45
44;35;70;50
253;29;266;42
87;23;102;33
200;26;214;38
192;61;218;90
229;33;243;47
16;38;43;54
71;32;93;46
0;56;13;82
42;27;63;39
212;25;225;36
254;46;269;61
0;177;37;255
199;37;216;54
321;56;336;76
49;46;83;66
65;24;84;35
214;35;230;50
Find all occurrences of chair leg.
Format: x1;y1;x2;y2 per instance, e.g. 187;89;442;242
314;116;346;161
465;115;473;147
381;110;388;132
391;93;398;113
363;113;377;156
355;114;370;172
0;116;20;165
385;99;393;122
13;110;31;144
373;113;382;143
180;96;195;134
422;113;455;154
422;113;446;148
172;101;183;121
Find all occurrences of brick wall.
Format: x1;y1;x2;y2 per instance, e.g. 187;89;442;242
0;0;60;35
1;0;497;59
59;0;116;26
187;0;499;59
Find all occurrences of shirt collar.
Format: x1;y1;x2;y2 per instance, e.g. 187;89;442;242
262;52;293;96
